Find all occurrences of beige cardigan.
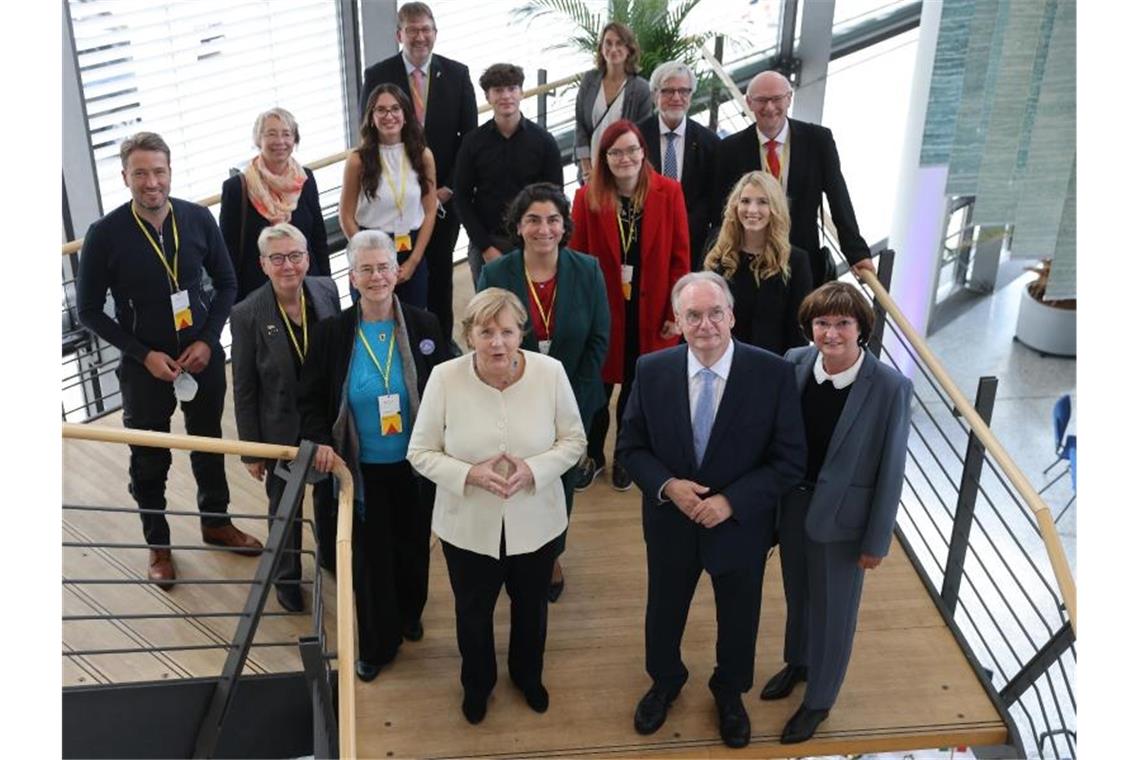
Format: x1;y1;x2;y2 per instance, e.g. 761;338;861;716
407;350;587;558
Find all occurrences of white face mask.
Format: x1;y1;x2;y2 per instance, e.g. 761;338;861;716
173;371;199;402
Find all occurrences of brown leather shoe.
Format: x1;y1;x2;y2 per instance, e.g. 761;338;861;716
202;524;264;556
148;549;176;591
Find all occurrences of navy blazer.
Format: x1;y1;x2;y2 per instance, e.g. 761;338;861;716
785;346;913;557
714;118;870;276
617;342;807;575
637;114;721;267
230;277;342;463
360;53;478;190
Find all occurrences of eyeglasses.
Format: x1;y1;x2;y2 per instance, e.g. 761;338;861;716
373;106;403;117
262;251;306;266
260;130;294;141
747;93;791;107
659;87;693;98
354;263;395;277
606;145;643;160
683;307;728;326
402;24;435;37
811;317;858;333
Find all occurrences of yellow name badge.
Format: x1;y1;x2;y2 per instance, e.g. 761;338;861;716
378;393;403;436
171;289;193;331
621;264;635;301
394;232;413;253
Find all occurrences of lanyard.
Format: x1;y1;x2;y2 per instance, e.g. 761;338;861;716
381;148;409;220
357;321;397;394
131;202;180;291
524;268;557;336
276;289;308;362
615;203;637;263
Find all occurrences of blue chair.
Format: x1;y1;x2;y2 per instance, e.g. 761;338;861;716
1040;394;1076;521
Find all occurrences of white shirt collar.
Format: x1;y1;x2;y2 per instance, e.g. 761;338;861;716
402;52;432;76
658;114;687;139
688;339;734;381
756;118;789;147
813;348;864;389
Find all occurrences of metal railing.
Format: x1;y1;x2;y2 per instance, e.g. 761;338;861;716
849;257;1076;758
61;424;357;759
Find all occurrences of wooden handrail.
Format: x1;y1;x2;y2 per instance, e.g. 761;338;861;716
60;72;581;258
61;422;358;757
856;272;1077;637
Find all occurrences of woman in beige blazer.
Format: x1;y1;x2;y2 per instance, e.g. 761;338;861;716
408;288;586;725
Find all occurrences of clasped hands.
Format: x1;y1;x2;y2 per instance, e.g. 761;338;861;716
466;453;535;499
144;340;212;381
664;479;732;528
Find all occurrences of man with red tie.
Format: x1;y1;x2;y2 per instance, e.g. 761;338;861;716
360;2;478;343
714;71;873;287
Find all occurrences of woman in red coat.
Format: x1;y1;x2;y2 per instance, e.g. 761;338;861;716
569;119;690;491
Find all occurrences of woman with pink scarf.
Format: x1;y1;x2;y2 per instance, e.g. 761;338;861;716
221;107;331;302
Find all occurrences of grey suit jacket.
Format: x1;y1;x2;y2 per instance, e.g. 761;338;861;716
785;346;912;557
231;276;341;463
574;69;653;160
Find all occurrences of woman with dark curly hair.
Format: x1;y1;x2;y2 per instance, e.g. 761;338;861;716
704;171;812;355
340;83;437;308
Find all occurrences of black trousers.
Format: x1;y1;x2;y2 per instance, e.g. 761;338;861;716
645;538;765;696
355;461;432;666
426;201;461;342
586;347;640;468
264;460;337;585
551;473;574;557
441;532;559;698
118;343;231;547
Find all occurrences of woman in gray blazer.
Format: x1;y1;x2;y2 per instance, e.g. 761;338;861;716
230;222;343;612
574;21;653;180
759;281;913;744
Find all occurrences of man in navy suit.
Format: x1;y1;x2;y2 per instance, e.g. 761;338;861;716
636;61;720;270
616;271;806;748
360;2;478;342
714;71;874;287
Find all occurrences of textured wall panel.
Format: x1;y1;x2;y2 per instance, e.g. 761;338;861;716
1045;159;1076;301
919;0;974;166
945;0;1003;195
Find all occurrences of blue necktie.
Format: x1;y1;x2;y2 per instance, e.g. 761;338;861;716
663;132;679;180
692;368;716;465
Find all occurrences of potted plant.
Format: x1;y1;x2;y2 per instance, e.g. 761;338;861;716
1014;258;1076;357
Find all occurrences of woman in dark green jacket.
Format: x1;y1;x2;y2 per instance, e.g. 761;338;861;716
477;183;610;603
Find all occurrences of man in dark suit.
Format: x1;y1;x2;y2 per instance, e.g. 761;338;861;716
616;271;806;749
714;71;874;287
637;61;720;271
360;1;477;343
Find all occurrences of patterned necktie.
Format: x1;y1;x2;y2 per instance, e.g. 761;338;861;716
765;139;781;180
663;132;679;180
692;368;716;466
411;67;427;125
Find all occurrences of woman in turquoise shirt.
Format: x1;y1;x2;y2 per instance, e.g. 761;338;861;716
477;183;610;603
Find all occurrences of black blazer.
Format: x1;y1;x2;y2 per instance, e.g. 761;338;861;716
230;277;342;463
714;118;870;283
637;115;721;269
616;342;807;575
219;167;330;302
360;53;478;191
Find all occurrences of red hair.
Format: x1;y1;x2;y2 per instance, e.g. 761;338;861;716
586;119;653;212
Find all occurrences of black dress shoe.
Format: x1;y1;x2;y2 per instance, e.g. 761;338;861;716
275;584;304;612
547;579;565;603
760;664;807;700
402;619;424;641
780;704;830;744
714;692;751;749
514;681;549;713
355;660;380;682
634;683;683;735
462;691;488;724
611;462;634;491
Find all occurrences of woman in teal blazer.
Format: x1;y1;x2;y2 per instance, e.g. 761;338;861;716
477;183;610;603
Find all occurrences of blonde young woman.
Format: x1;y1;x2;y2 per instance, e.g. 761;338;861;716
704;171;812;355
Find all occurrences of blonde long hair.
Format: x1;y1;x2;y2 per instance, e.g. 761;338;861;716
704;171;791;284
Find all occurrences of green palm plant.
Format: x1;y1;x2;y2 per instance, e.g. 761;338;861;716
511;0;718;82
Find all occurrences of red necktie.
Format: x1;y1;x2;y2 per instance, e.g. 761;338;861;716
765;139;781;180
